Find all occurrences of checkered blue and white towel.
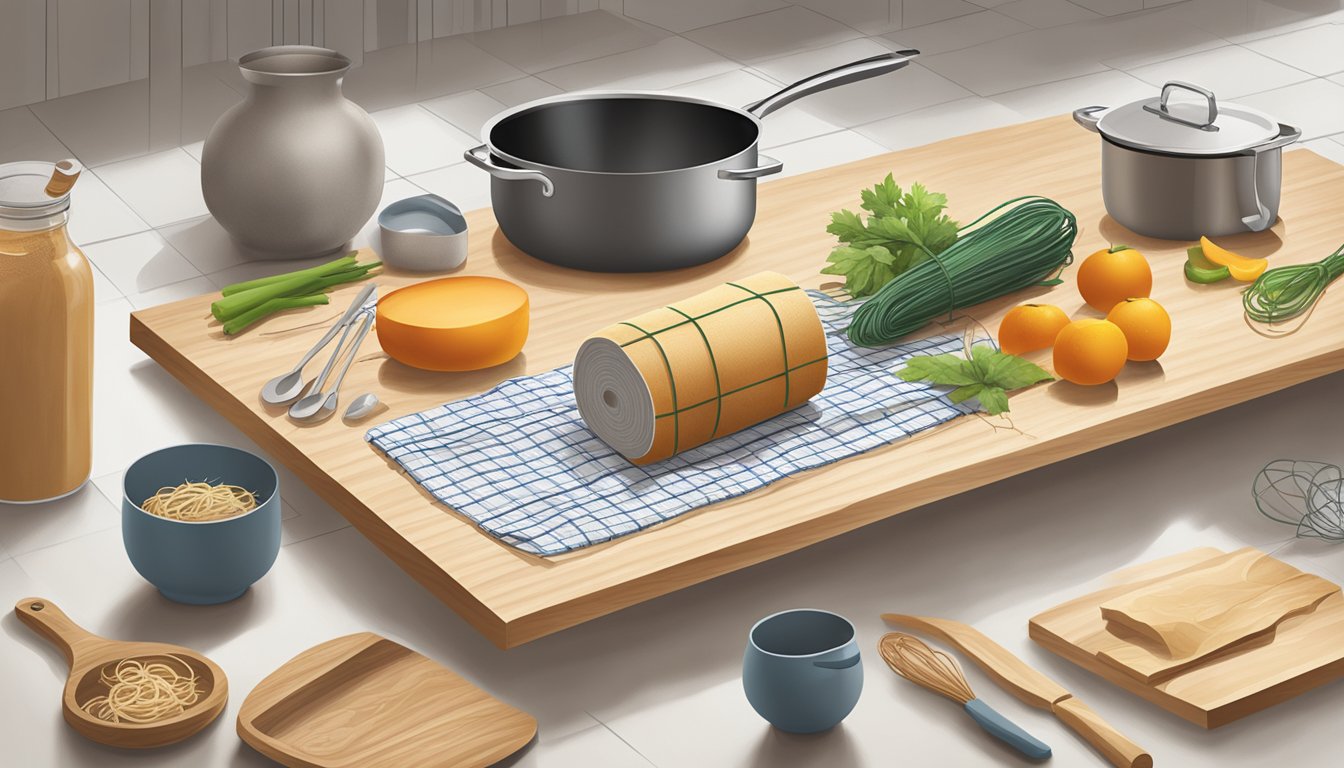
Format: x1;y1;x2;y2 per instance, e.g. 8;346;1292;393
366;292;978;556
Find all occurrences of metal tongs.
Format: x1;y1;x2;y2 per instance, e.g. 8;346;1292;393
260;283;377;405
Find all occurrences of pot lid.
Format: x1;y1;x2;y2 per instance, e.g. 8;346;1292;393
1095;81;1280;156
0;160;79;218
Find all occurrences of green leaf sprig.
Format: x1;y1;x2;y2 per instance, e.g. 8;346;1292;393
820;175;960;298
895;343;1052;415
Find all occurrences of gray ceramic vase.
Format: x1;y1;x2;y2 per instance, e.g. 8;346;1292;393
201;46;384;259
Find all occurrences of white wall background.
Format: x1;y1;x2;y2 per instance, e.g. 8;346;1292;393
0;0;606;111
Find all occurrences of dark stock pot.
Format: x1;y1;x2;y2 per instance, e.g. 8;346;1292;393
465;51;920;272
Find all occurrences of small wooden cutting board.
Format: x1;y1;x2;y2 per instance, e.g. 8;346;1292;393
1095;547;1339;682
1099;548;1331;654
237;633;536;767
1031;548;1344;728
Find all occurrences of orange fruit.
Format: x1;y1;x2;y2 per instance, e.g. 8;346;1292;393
1106;297;1171;361
1053;319;1128;386
998;303;1070;355
1076;245;1152;312
1199;236;1268;281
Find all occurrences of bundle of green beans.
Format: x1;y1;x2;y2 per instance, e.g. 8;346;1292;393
1242;243;1344;324
847;196;1077;347
211;254;380;334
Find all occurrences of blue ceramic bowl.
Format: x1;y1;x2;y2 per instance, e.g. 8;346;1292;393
742;609;863;733
122;444;281;605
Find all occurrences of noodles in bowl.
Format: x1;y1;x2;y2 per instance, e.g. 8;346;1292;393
122;444;282;604
141;480;259;522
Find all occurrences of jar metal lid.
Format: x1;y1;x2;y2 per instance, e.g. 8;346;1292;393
0;161;73;219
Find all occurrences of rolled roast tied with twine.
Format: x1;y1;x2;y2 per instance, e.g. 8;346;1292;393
573;272;828;465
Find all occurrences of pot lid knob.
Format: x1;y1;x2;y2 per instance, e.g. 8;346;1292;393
1142;81;1218;131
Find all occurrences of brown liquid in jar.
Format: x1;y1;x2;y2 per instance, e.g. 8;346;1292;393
0;223;93;502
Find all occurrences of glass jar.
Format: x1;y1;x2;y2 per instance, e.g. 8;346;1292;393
0;160;93;503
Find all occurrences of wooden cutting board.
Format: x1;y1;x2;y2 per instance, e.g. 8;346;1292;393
237;633;536;767
1097;547;1338;682
129;115;1344;648
1030;548;1344;728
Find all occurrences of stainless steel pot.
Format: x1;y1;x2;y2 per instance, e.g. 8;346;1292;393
1074;81;1301;240
465;51;919;272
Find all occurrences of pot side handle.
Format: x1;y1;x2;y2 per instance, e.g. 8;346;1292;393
745;50;919;120
463;145;554;198
1240;123;1302;232
1073;106;1106;133
718;154;783;181
1254;122;1303;153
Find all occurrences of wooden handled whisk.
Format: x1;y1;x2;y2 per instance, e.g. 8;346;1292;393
879;632;1052;760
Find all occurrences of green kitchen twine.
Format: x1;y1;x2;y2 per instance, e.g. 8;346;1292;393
847;196;1078;347
617;283;824;456
665;306;725;442
1242;243;1344;325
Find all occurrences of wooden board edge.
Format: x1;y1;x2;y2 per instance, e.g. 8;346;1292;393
504;346;1344;645
128;313;513;649
1029;592;1344;729
235;632;386;768
1027;621;1214;728
236;633;381;722
1202;655;1344;728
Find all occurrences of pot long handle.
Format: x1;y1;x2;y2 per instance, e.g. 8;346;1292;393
1073;106;1106;133
744;50;919;120
463;144;554;197
1240;122;1301;232
718;154;782;181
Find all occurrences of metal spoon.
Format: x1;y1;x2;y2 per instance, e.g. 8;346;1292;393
343;393;380;421
262;283;376;404
290;312;374;422
288;313;361;420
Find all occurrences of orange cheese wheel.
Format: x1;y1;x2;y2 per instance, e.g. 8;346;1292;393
376;276;528;371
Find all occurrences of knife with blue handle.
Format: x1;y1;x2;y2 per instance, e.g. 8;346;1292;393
963;697;1053;760
884;614;1152;768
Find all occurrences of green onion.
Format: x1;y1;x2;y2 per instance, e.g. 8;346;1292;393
303;262;382;293
212;272;331;322
211;252;380;330
220;254;357;296
211;263;380;323
223;294;329;335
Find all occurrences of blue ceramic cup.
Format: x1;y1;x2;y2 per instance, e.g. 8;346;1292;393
742;608;863;733
122;444;281;605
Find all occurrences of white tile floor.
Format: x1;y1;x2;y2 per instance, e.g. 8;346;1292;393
4;2;1344;766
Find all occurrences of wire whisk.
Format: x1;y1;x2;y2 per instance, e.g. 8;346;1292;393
1254;459;1344;541
879;633;1051;760
880;632;976;704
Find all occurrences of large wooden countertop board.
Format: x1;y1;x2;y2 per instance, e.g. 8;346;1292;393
130;115;1344;648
